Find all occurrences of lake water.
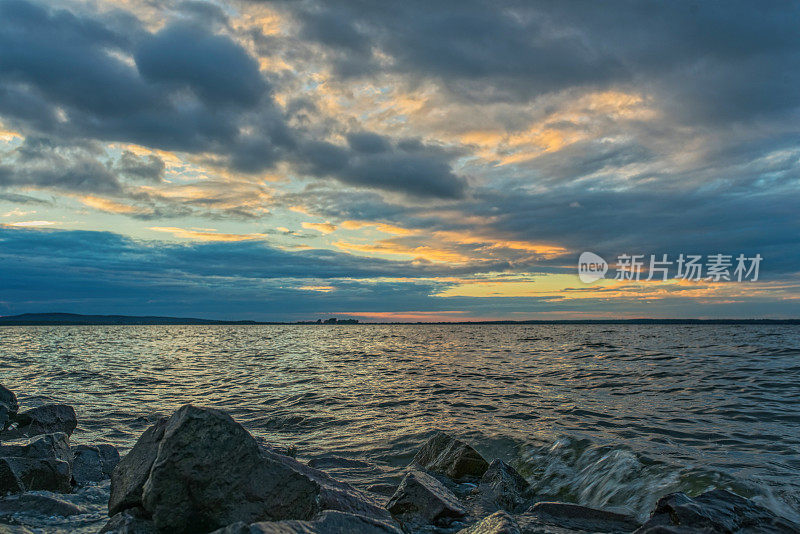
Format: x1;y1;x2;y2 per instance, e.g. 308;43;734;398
1;324;799;531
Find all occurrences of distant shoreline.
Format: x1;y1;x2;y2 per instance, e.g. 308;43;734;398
0;313;798;326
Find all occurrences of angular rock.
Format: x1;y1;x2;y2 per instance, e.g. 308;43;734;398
635;489;800;533
459;510;521;534
0;433;71;464
529;502;640;533
14;404;77;437
72;443;120;485
0;385;18;429
110;405;389;534
210;511;402;534
476;459;531;512
386;469;467;529
0;457;71;493
0;493;85;516
109;417;167;516
100;508;156;534
412;432;489;481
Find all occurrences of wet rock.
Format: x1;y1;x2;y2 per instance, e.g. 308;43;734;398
475;459;531;513
109;417;167;516
0;457;71;493
210;511;402;534
459;510;521;534
14;404;77;437
100;507;156;534
0;493;85;516
386;469;467;529
112;405;389;534
0;433;71;464
527;502;640;533
0;385;18;430
366;483;398;497
308;456;374;469
72;443;120;485
0;525;35;534
635;489;800;533
412;432;489;481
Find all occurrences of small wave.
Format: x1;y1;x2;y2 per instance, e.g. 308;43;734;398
516;436;800;523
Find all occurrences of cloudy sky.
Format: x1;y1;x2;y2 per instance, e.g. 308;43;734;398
0;0;798;320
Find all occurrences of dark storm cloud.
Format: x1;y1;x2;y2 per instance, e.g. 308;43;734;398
135;23;268;107
300;134;467;199
0;0;467;199
286;0;800;122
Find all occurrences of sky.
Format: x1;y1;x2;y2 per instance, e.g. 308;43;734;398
0;0;798;321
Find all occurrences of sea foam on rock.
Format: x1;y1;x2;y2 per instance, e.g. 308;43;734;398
106;404;392;534
634;489;799;533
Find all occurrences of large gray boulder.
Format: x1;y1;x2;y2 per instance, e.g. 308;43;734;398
109;417;167;516
386;469;467;529
211;511;402;534
412;432;489;481
635;489;800;533
475;459;531;513
459;510;521;534
0;493;85;516
527;502;640;533
0;385;18;431
0;433;71;464
0;456;71;493
14;404;77;437
72;443;120;485
110;405;390;534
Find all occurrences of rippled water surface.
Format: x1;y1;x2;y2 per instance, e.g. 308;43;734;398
2;324;799;530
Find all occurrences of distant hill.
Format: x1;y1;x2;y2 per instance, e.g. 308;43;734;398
0;313;265;325
0;312;796;326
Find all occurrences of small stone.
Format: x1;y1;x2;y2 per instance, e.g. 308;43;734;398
0;385;18;429
0;433;71;464
635;489;800;533
0;457;71;493
529;501;640;532
412;432;489;481
100;507;156;534
0;493;85;516
476;459;531;512
14;404;77;437
210;511;402;534
72;443;120;485
386;469;467;529
459;510;521;534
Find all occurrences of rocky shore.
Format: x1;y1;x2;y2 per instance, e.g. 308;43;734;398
1;384;798;534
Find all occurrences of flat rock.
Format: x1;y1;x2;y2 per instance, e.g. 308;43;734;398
0;457;71;493
528;502;640;533
100;507;156;534
459;510;521;534
475;459;531;513
0;433;71;464
635;489;800;533
0;493;85;516
0;385;18;430
14;404;77;437
412;432;489;481
72;443;120;485
386;469;467;529
109;417;167;516
210;510;402;534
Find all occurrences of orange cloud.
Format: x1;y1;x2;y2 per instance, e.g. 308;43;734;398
302;221;337;234
149;227;268;242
